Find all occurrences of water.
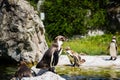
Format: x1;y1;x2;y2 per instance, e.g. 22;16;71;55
0;65;17;80
56;66;120;80
1;65;120;80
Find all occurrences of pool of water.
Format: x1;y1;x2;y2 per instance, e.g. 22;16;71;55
56;66;120;80
1;65;120;80
0;65;17;80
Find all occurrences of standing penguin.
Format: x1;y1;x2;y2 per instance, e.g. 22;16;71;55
65;47;86;67
36;35;65;72
108;36;117;60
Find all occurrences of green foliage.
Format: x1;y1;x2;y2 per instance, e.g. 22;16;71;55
27;0;38;9
62;34;120;55
44;0;109;39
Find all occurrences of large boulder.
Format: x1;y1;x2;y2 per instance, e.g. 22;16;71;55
21;71;65;80
20;66;66;80
11;71;65;80
0;0;48;63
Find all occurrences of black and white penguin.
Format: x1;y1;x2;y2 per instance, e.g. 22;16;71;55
65;47;86;67
108;36;117;60
36;35;65;72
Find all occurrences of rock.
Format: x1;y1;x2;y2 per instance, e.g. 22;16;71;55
11;71;65;80
57;55;120;68
0;0;48;63
10;66;66;80
21;71;65;80
80;55;120;67
10;66;65;80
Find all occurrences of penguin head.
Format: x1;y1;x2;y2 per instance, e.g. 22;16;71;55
54;35;66;44
55;35;66;41
112;36;116;42
54;35;66;50
65;47;74;56
112;36;116;39
65;46;71;51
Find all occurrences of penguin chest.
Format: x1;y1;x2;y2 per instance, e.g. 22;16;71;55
110;42;117;56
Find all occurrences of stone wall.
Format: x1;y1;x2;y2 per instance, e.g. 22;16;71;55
0;0;48;63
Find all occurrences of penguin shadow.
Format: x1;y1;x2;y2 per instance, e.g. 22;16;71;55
103;58;111;61
64;64;74;67
37;69;49;75
102;57;117;61
36;67;58;75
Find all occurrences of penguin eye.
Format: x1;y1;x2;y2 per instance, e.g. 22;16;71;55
60;38;63;41
60;37;65;41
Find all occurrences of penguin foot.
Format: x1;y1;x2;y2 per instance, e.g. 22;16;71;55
109;57;112;60
48;67;56;73
112;57;117;61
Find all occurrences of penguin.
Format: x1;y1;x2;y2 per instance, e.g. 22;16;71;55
36;35;65;72
14;61;33;80
108;36;117;60
65;47;85;67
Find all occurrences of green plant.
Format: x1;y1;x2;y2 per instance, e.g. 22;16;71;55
62;34;120;55
44;0;109;39
27;0;38;9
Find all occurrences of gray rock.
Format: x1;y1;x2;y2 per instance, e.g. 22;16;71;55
57;55;120;68
0;0;48;63
11;71;66;80
21;71;66;80
12;66;66;80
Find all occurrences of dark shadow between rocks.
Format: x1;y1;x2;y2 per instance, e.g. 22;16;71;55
36;69;49;76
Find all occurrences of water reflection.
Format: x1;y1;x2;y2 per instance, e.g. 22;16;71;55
109;70;117;79
57;66;120;80
62;75;120;80
0;65;17;80
1;65;120;80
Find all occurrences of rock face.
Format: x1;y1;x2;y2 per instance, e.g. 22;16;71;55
0;0;48;63
13;71;66;80
11;71;65;80
20;66;65;80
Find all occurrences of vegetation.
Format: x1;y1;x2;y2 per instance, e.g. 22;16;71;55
26;0;120;55
45;34;120;55
62;34;120;55
27;0;120;40
44;0;110;39
27;0;38;9
42;0;119;39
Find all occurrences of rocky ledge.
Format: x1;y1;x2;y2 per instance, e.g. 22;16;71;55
58;55;120;69
11;66;65;80
21;72;65;80
11;55;120;80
